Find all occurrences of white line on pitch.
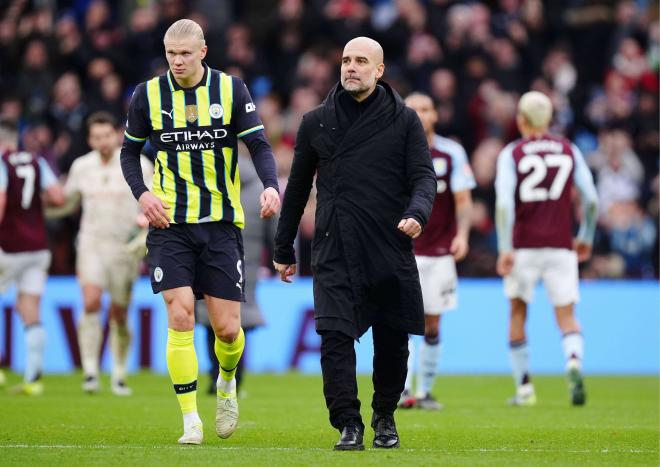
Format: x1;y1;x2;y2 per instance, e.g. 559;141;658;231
0;445;655;454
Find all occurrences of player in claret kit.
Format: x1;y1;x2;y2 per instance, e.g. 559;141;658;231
399;93;475;410
0;120;65;395
495;91;598;407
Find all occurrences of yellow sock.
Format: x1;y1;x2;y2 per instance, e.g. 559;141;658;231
214;328;245;396
166;329;198;415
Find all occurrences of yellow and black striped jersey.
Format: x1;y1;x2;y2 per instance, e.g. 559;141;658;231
124;64;264;227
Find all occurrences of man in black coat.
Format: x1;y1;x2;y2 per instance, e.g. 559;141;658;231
273;37;436;451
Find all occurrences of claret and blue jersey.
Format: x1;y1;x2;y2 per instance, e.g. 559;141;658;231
495;133;598;252
414;135;476;257
124;63;265;226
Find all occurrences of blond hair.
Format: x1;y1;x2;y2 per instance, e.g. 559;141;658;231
164;19;205;43
518;91;553;129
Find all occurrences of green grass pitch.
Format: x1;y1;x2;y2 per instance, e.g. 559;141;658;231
0;372;657;466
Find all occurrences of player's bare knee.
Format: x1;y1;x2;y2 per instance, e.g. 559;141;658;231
215;325;240;343
169;311;194;331
165;298;194;330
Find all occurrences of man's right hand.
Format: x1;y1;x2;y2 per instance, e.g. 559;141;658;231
139;191;170;229
496;251;515;277
273;261;296;283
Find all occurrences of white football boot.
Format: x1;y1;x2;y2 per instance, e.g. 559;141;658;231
111;379;133;396
82;374;100;394
508;382;537;406
215;377;239;439
178;416;203;445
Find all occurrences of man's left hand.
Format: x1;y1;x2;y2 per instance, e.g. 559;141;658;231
398;218;422;239
260;187;280;219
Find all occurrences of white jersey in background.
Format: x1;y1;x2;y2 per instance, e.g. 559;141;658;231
65;149;153;247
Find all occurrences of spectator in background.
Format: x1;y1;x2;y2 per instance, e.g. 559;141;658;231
49;72;88;173
18;38;54;122
606;201;657;278
122;7;161;84
53;14;85;76
429;68;465;141
591;127;644;217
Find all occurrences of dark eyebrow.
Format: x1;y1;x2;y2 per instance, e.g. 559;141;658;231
342;55;370;61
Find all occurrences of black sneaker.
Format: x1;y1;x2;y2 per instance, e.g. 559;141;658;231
334;423;364;451
371;412;400;449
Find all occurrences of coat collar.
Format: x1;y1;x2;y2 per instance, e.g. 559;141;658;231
320;80;406;158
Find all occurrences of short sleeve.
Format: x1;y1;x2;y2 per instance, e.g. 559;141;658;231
63;159;81;197
0;158;7;191
449;144;476;192
232;77;265;139
124;83;151;143
38;157;58;190
571;143;598;204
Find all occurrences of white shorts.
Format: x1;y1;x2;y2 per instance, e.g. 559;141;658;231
0;249;51;296
504;248;579;307
415;255;457;314
77;243;140;307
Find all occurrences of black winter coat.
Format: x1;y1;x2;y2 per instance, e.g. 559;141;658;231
274;81;436;338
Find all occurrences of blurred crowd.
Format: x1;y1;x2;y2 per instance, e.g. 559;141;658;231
0;0;657;278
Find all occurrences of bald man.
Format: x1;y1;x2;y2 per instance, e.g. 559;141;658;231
495;91;598;407
274;37;436;450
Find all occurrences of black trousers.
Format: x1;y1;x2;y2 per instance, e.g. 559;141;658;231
319;323;409;431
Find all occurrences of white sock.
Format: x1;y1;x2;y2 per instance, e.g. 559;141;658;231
24;323;46;383
416;335;441;398
216;376;236;395
562;332;584;370
404;336;414;393
78;311;102;377
110;321;131;383
509;340;530;388
183;411;202;429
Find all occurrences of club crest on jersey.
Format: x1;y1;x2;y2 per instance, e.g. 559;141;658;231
154;267;163;283
209;103;223;119
433;158;447;177
185;105;198;123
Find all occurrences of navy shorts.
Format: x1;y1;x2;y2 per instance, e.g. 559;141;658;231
146;221;245;301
